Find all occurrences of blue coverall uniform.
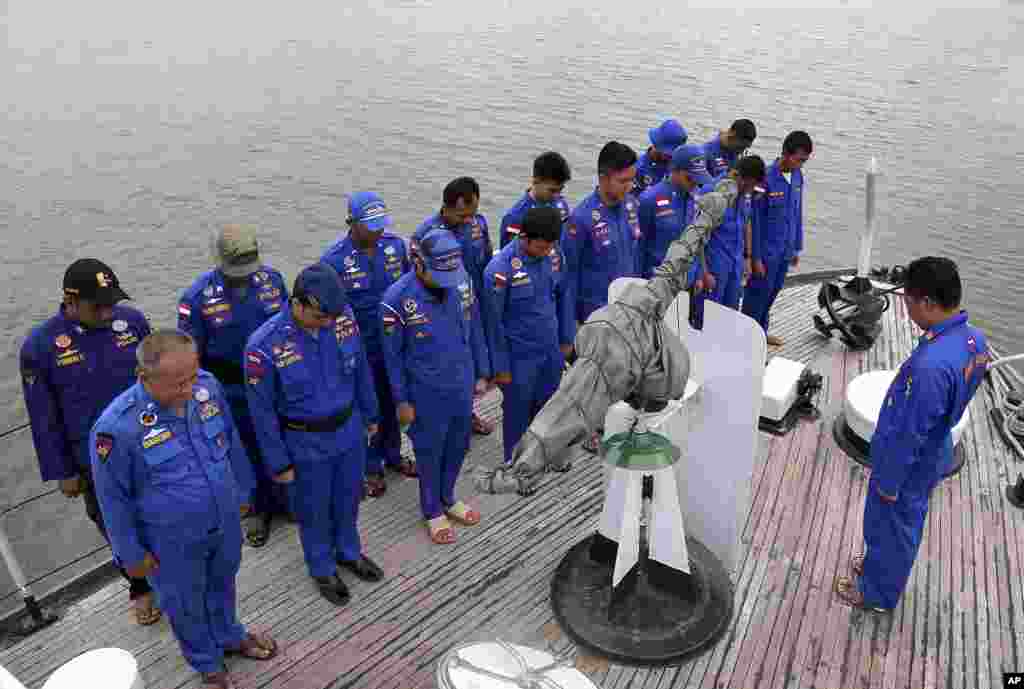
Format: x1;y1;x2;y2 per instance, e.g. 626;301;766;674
412;212;493;312
90;372;256;673
563;191;642;324
379;272;490;519
20;305;153;598
482;240;573;464
704;193;753;310
861;312;988;609
703;133;740;180
321;233;409;474
244;306;379;577
177;267;288;516
742;161;804;332
636;180;700;279
632;151;669;197
498;192;571;249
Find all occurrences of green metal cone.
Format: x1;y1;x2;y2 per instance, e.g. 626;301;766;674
602;430;681;470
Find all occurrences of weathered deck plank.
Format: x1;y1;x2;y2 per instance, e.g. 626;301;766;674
2;281;1022;689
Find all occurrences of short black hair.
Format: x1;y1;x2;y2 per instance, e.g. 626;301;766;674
737;155;766;180
533;152;571;184
521;207;562;243
904;256;962;310
782;131;813;155
443;177;480;208
597;141;638;177
731;119;757;142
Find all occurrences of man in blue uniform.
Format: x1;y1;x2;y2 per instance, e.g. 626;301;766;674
702;155;766;310
91;330;276;689
498;151;572;248
835;258;988;613
20;259;160;626
178;224;289;548
380;230;490;545
637;144;713;280
563;141;640;327
742;130;813;346
702;119;757;180
245;264;383;606
484;207;574;466
322;192;416;497
632;119;687;196
411;177;495;436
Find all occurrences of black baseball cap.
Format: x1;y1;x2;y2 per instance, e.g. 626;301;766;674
62;259;130;306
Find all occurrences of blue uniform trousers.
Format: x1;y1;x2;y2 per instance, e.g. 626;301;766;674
227;393;287;517
741;255;789;331
860;475;934;609
408;391;472;520
706;248;743;310
501;350;563;465
286;418;365;577
365;357;402;474
145;520;245;674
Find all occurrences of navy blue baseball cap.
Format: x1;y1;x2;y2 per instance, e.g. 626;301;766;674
348;191;393;232
671;144;713;186
293;262;348;316
419;229;467;289
648;119;688;155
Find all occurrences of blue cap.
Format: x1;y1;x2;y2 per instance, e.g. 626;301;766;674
348;191;393;231
293;262;348;316
418;229;467;289
648;119;688;155
671;144;713;186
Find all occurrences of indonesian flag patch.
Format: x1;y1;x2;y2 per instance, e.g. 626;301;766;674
95;433;114;462
177;303;192;318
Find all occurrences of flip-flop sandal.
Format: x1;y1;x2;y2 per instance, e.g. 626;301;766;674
133;597;162;626
833;575;888;613
227;631;279;660
388;458;418;478
365;473;387;498
851;554;865;577
445;501;481;526
244;513;272;548
427;516;456;545
582;432;601;454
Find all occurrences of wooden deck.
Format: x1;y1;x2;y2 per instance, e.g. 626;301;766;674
2;281;1023;689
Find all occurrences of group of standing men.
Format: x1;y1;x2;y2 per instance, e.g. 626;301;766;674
19;119;817;688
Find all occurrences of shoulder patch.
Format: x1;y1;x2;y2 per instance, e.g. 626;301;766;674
95;433;114;462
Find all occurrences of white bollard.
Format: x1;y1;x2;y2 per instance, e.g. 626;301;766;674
41;648;144;689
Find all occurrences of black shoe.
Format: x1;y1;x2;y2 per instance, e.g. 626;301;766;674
313;574;351;606
337;554;384;582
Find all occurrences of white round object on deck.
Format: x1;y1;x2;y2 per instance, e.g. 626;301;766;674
844;370;969;446
436;641;598;689
0;663;29;689
41;648;144;689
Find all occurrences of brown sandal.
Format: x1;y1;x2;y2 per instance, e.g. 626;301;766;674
365;473;387;498
132;594;162;626
834;575;888;613
389;458;418;478
427;516;456;545
227;631;279;660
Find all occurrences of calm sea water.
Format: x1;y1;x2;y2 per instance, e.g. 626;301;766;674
2;0;1023;427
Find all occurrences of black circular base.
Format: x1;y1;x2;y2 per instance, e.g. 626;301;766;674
833;412;965;478
550;533;733;665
